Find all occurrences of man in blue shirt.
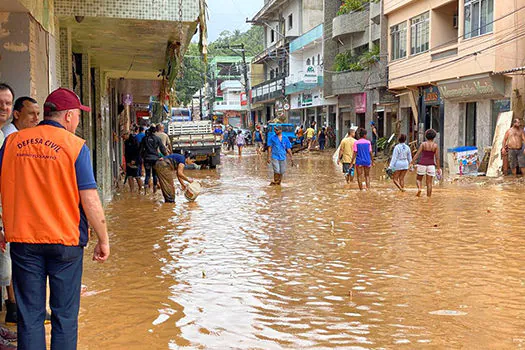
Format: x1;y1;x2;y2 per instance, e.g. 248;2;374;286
267;125;293;186
154;152;196;202
135;126;146;144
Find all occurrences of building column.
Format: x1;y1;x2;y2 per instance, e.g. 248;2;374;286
59;27;73;89
80;54;93;149
92;67;112;202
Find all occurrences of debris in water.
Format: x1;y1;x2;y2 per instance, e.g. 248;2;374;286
429;310;467;316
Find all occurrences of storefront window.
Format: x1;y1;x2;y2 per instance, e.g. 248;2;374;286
464;0;493;39
465;102;477;146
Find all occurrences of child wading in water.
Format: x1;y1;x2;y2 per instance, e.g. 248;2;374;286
410;129;441;197
351;128;374;190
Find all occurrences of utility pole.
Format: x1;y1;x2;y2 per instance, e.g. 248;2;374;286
199;87;203;120
215;44;252;128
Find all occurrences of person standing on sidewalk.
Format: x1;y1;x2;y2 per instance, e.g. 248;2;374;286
0;83;18;349
0;87;110;350
501;118;525;176
267;125;293;186
2;96;40;137
122;131;143;193
140;126;168;194
371;121;379;156
155;124;172;154
318;127;327;151
1;95;52;327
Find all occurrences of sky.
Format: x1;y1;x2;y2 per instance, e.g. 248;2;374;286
206;0;264;42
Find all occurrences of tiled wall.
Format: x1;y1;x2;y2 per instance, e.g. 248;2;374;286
54;0;200;22
18;0;56;34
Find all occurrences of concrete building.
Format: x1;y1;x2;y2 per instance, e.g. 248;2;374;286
385;0;525;167
250;0;323;124
0;0;201;201
208;56;248;126
323;0;392;144
213;80;244;127
286;24;337;128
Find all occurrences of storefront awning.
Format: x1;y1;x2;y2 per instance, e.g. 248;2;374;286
492;66;525;75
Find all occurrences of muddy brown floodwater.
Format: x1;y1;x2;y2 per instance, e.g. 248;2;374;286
78;150;525;349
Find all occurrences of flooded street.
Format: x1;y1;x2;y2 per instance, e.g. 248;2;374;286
79;149;525;349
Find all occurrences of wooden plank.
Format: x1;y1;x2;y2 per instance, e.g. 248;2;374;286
486;111;513;177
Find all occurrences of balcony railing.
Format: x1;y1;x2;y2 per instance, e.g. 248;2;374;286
252;39;287;63
251;75;286;103
332;8;369;39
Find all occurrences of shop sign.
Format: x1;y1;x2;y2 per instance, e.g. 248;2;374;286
304;65;318;84
438;76;505;99
240;92;248;106
423;86;440;105
354;93;367;114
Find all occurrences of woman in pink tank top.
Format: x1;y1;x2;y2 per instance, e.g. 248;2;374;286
410;129;441;197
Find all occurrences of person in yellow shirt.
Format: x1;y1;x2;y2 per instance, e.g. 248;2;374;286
305;126;315;151
337;127;357;183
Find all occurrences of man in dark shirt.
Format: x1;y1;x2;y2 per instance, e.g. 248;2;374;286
140;126;168;194
122;131;143;193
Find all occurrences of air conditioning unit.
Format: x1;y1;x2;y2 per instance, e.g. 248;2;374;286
453;14;458;29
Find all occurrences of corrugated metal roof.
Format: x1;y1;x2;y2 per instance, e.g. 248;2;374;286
492;66;525;75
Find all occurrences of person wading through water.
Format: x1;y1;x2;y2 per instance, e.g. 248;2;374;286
154;152;196;203
267;125;293;186
140;126;168;194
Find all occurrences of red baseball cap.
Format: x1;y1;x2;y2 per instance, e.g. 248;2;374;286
44;88;91;114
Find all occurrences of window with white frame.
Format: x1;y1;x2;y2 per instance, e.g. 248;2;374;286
271;29;275;43
464;0;493;39
288;14;293;30
410;12;429;55
390;22;407;60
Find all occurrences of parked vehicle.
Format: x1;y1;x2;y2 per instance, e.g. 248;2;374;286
170;107;192;122
265;123;301;148
167;120;221;167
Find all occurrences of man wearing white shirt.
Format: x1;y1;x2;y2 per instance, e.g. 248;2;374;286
2;97;39;138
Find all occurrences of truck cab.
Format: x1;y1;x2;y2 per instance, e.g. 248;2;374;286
265;123;300;147
167;120;221;168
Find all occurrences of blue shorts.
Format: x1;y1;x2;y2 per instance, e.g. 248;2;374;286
271;158;287;174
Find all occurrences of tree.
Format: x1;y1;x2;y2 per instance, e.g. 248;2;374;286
175;43;206;106
174;26;265;106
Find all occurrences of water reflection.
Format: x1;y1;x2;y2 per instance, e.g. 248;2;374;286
79;150;525;349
